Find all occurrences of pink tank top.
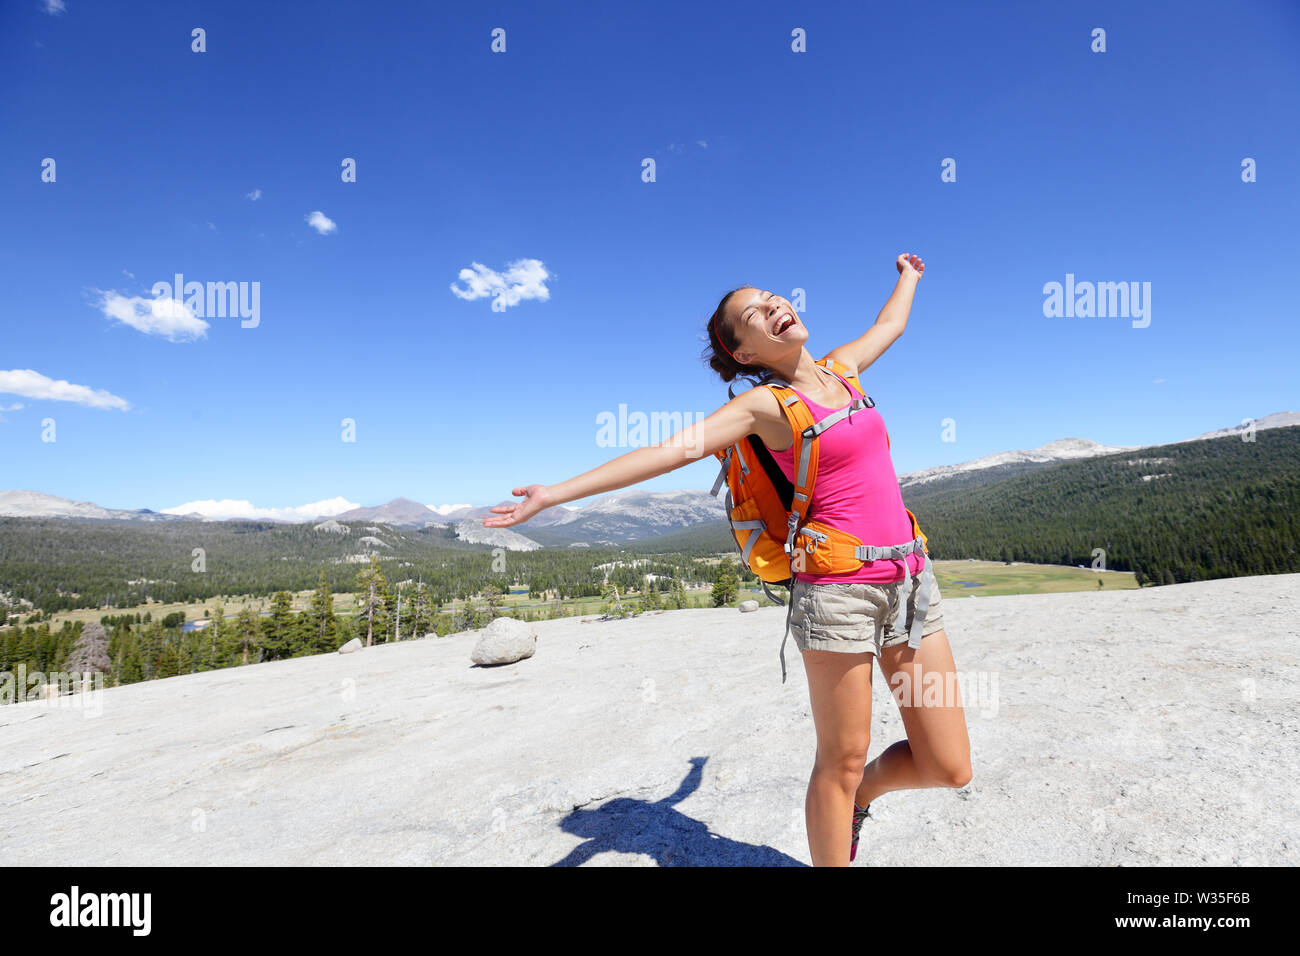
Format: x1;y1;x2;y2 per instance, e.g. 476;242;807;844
769;366;924;584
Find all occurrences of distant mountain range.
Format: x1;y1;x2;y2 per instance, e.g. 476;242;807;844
899;412;1300;490
898;437;1136;489
4;411;1295;548
330;497;579;529
0;490;205;523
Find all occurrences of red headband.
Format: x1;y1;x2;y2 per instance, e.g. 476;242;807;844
711;316;739;362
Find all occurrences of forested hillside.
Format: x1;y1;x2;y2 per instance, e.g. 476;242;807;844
906;426;1299;584
0;519;715;617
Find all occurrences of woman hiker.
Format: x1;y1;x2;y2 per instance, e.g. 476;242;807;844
483;253;972;866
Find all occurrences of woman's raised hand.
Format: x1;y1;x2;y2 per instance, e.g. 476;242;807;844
896;252;925;280
482;484;553;528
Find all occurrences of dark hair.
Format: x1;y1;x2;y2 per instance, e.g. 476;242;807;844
701;285;775;394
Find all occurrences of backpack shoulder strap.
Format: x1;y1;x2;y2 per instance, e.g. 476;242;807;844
818;355;873;407
764;383;819;556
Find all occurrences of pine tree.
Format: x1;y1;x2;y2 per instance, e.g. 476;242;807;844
261;591;295;661
304;572;339;653
408;582;434;639
670;575;687;609
354;558;392;647
118;634;144;685
392;583;403;641
153;622;181;679
208;603;226;668
601;581;629;618
234;607;261;665
454;598;486;632
712;563;739;607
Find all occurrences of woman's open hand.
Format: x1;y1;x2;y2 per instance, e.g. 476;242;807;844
482;484;553;528
896;252;925;280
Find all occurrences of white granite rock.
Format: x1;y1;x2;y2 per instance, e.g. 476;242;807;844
2;573;1296;866
470;616;537;666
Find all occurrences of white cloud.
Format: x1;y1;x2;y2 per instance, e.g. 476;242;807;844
427;502;472;515
0;403;25;411
162;496;361;521
450;258;552;309
43;0;66;15
0;369;130;411
246;188;262;201
95;290;209;341
305;210;337;234
657;139;707;155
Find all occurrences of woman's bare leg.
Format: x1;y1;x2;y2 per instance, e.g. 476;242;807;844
854;629;972;807
801;647;874;866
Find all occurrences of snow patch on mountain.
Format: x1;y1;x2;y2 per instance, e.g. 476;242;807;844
898;438;1141;488
1186;411;1300;442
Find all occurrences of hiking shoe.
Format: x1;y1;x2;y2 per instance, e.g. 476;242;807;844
850;802;872;862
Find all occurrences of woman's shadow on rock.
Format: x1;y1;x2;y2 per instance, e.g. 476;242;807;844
551;756;804;866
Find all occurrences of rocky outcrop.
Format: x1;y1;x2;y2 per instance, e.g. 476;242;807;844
470;617;537;666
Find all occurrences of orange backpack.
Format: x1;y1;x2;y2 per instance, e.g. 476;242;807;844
709;356;934;682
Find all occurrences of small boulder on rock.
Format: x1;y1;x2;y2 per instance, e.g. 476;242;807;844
337;638;363;654
738;600;760;613
470;616;537;666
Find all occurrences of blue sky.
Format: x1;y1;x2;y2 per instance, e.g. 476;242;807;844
2;0;1297;518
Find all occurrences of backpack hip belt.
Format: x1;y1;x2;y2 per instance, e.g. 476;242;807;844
778;534;936;684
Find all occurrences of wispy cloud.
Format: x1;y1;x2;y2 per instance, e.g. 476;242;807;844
450;258;551;309
305;210;337;234
94;289;209;341
43;0;66;15
162;496;360;521
0;369;130;411
1153;378;1167;384
427;502;472;515
656;139;709;156
246;188;262;201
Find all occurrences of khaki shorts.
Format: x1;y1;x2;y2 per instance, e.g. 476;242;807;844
789;572;945;656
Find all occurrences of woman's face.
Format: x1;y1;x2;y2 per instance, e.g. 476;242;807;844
725;287;807;365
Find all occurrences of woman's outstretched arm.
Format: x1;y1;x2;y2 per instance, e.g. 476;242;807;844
483;387;770;529
823;252;925;376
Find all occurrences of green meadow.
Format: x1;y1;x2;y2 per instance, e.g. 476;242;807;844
733;557;1135;602
13;558;1136;635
